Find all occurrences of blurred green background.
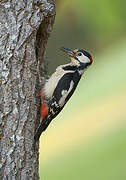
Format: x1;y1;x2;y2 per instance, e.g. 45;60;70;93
40;0;126;179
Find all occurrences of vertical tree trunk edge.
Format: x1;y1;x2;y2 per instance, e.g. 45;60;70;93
0;0;55;179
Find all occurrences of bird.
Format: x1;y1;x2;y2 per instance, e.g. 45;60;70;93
34;47;93;142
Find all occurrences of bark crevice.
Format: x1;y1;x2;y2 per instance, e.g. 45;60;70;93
0;0;55;179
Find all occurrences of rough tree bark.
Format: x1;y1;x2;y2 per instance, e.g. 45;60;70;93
0;0;55;179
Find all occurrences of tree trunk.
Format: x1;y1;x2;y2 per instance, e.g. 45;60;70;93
0;0;55;179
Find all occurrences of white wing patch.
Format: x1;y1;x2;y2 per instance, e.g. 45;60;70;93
43;64;74;99
59;80;74;107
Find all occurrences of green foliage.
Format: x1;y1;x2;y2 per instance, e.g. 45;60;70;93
71;0;126;37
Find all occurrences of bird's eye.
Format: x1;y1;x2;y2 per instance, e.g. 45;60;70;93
78;52;82;56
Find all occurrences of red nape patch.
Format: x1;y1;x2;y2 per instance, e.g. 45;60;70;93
90;56;93;62
40;103;49;119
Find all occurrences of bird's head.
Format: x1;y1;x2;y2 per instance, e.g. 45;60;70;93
60;47;93;68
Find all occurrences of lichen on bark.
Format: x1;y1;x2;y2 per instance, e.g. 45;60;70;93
0;0;55;179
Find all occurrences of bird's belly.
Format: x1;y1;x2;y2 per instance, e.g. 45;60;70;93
43;76;62;99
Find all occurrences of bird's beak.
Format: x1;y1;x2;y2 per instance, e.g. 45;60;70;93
60;47;75;58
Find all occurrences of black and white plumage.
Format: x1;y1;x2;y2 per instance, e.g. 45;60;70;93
34;47;93;141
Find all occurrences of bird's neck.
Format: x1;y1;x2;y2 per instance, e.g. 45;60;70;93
78;62;89;75
62;63;77;71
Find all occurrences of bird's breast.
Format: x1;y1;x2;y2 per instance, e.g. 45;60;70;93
43;67;74;99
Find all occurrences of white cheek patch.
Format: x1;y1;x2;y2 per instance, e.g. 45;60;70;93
78;55;90;63
59;80;74;107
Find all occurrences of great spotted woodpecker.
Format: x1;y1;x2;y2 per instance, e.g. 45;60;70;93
34;47;93;141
